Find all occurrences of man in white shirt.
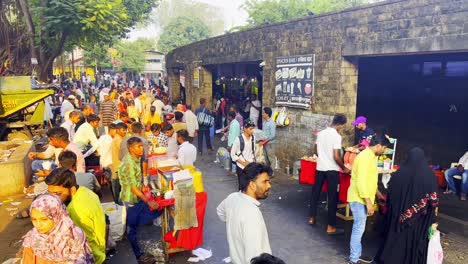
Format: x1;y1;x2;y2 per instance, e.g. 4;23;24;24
151;95;165;116
83;123;116;170
249;95;261;128
176;129;197;166
60;95;76;121
73;114;100;151
184;105;199;142
60;110;81;141
164;123;178;158
444;150;468;200
309;114;350;235
231;119;257;190
217;163;273;264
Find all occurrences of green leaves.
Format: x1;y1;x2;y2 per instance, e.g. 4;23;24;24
241;0;372;28
158;16;211;53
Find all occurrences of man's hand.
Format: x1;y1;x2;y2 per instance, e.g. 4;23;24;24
366;202;375;216
343;167;351;174
147;200;159;210
28;152;36;160
457;164;464;173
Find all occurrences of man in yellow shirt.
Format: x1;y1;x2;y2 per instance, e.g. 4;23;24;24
46;167;106;264
143;105;162;129
347;133;390;264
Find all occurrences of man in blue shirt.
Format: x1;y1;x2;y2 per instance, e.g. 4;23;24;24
353;116;375;149
261;107;276;167
227;111;241;149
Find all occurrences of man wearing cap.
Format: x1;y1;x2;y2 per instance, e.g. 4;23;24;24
61;95;76;121
352;116;375;149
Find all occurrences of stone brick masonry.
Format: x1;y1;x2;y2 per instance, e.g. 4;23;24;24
166;0;468;167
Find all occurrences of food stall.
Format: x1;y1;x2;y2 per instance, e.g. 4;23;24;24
146;150;207;261
299;138;398;221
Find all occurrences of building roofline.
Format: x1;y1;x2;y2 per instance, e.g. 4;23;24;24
167;0;404;56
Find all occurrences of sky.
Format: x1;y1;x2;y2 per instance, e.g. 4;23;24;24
128;0;249;40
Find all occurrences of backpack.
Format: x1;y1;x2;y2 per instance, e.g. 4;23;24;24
197;107;215;127
239;134;255;162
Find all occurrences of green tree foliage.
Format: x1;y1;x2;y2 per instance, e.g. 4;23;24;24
153;0;225;36
8;0;159;81
241;0;372;28
158;16;211;53
114;38;156;72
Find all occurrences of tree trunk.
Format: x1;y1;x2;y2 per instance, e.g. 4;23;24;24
38;60;53;82
17;0;38;62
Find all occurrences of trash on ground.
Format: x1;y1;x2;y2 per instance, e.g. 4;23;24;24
223;256;231;263
139;239;165;262
192;247;212;260
11;202;21;206
187;257;200;262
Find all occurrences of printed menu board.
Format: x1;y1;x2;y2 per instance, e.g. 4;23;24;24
275;54;315;109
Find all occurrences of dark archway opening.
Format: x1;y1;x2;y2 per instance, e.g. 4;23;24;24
206;61;263;129
357;53;468;166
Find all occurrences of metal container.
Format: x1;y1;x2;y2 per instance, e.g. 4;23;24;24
293;160;301;179
223;157;231;170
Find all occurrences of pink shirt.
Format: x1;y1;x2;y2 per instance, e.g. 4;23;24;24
65;142;86;173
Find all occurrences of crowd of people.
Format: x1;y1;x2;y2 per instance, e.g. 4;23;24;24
15;74;447;264
21;76;283;264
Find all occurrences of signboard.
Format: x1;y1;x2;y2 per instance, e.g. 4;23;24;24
275;54;315;109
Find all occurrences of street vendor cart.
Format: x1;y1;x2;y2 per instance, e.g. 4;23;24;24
147;153;207;261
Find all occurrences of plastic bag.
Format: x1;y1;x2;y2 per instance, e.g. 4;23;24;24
101;202;126;241
427;229;443;264
275;107;290;127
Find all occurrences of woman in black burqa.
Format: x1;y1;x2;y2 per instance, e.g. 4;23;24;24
376;147;439;264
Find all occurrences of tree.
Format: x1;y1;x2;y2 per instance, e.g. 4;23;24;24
241;0;373;28
152;0;225;37
158;16;211;53
4;0;159;81
114;38;156;73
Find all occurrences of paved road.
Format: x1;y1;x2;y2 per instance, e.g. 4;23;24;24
108;139;377;264
2;137;466;264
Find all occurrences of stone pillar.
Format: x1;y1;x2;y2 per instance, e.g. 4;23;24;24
186;66;213;110
168;68;180;101
339;57;359;146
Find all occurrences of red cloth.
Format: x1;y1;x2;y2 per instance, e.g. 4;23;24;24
299;160;350;204
299;160;316;185
166;192;207;250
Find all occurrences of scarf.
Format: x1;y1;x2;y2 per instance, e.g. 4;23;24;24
22;194;94;264
387;147;438;231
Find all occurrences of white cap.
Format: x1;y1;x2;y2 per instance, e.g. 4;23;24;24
68;95;76;100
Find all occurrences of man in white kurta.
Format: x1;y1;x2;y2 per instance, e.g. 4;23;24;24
217;163;272;264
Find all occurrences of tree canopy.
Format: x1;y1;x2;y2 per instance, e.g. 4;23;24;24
152;0;225;37
158;16;211;53
1;0;159;81
241;0;373;28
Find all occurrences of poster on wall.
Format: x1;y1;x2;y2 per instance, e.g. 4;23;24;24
275;54;315;109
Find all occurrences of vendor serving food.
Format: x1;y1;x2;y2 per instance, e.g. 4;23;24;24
346;116;375;153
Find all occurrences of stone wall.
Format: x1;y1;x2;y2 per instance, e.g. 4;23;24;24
166;0;468;167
